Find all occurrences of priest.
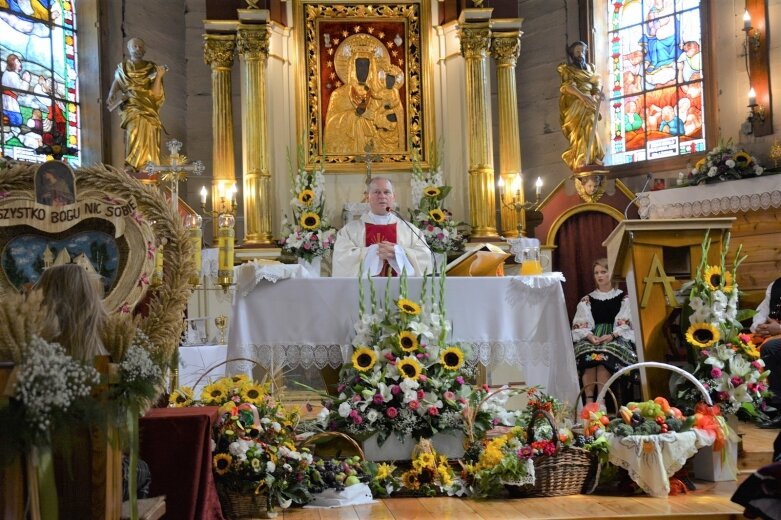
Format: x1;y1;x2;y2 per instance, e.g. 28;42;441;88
332;177;433;277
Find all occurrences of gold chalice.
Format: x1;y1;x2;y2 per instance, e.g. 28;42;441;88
215;314;228;345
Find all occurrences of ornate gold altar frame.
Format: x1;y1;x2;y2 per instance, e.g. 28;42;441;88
294;0;434;172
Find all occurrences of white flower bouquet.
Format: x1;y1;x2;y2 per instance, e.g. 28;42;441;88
687;138;763;186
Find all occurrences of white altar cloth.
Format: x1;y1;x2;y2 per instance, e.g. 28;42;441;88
227;273;579;400
638;174;781;219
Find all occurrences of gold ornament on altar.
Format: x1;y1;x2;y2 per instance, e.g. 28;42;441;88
769;141;781;169
214;314;228;345
573;171;608;203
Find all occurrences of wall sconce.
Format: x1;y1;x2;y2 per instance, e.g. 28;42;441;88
201;182;238;218
741;0;773;137
742;10;761;50
497;172;542;237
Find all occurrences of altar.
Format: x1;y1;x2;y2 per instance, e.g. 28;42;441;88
226;270;580;401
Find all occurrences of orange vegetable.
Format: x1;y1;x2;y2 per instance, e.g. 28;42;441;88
599;415;610;426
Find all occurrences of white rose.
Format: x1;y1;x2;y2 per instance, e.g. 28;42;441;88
707;166;718;177
338;401;352;418
754;165;764;175
266;461;276;473
725;159;736;168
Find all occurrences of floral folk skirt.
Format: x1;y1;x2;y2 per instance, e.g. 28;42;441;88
573;324;638;377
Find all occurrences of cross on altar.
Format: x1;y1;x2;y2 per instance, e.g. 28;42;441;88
144;139;205;213
360;139;381;187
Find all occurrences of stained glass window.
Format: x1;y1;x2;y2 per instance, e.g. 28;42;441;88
605;0;705;166
1;1;79;166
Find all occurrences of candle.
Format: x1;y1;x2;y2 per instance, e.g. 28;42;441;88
535;177;543;197
230;184;238;206
743;10;751;31
217;213;235;287
184;214;203;286
497;176;505;196
513;173;522;198
748;87;757;107
200;186;207;205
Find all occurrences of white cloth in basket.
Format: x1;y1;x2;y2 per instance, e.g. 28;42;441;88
603;429;714;497
305;483;374;508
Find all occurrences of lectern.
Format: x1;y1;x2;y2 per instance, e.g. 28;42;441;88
603;218;735;399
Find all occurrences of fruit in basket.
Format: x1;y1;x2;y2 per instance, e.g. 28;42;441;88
631;411;644;427
345;475;361;486
654;397;671;414
619;406;633;424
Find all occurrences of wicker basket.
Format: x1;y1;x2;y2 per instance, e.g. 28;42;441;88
525;409;597;497
216;484;276;520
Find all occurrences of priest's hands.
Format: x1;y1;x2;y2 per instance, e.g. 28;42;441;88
377;241;397;262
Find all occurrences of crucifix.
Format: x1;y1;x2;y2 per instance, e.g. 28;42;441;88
144;139;205;213
360;139;381;188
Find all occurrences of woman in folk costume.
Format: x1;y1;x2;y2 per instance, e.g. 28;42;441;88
572;257;637;403
332;177;432;277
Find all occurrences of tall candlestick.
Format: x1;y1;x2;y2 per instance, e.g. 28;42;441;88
217;213;235;289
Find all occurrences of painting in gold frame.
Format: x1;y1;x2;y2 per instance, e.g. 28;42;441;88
295;0;434;172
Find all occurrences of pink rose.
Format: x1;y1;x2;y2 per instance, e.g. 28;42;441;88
386;407;398;418
718;391;730;402
391;385;401;395
752;361;763;370
352;394;362;403
710;367;722;378
730;376;743;387
373;394;384;405
427;406;439;416
353;415;363;425
418;374;428;382
417;390;425;400
443;391;455;401
408;400;419;410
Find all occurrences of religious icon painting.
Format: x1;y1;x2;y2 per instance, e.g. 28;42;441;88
295;0;435;172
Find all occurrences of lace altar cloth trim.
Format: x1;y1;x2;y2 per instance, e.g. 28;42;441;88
228;340;553;372
500;459;536;487
638;175;781;219
235;262;315;297
603;429;714;497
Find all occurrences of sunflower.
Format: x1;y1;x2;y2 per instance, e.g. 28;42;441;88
300;212;320;230
213;453;232;475
397;357;423;380
734;151;752;168
298;189;316;206
351;346;377;372
413;452;436;470
240;383;266;405
168;386;193;407
703;265;724;291
428;208;446;223
721;270;735;294
397;298;421;315
398;331;419;352
376;462;396;480
229;374;249;384
201;382;228;405
423;186;441;198
742;343;760;360
685;322;721;349
401;470;421;490
439;346;465;371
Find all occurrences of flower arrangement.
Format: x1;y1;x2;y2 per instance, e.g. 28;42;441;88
208;375;313;510
409;143;466;254
311;272;488;445
3;336;100;448
398;444;463;496
676;233;769;417
687;139;764;186
279;151;337;263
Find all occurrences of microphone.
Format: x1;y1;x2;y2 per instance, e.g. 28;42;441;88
623;172;653;219
386;206;439;276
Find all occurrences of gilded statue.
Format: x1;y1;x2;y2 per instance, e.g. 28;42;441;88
558;41;605;172
324;33;402;156
107;38;167;170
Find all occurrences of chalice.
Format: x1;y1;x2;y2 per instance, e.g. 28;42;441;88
214;314;228;345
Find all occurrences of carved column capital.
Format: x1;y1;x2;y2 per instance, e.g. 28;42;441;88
203;35;236;69
237;25;269;57
459;25;491;60
490;34;521;68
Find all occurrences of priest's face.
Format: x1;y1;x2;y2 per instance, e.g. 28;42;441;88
367;178;395;215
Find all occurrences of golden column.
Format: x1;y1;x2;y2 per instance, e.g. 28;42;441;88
458;9;497;239
237;10;273;245
491;19;524;237
203;26;237;236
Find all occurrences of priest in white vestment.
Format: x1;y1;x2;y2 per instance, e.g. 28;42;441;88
332;177;433;277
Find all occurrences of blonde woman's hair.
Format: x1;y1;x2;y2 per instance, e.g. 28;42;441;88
34;264;108;362
592;257;609;271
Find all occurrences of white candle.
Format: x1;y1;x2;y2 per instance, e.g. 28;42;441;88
497;176;505;196
743;10;751;31
748;87;757;107
535;177;543;197
200;186;207;205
